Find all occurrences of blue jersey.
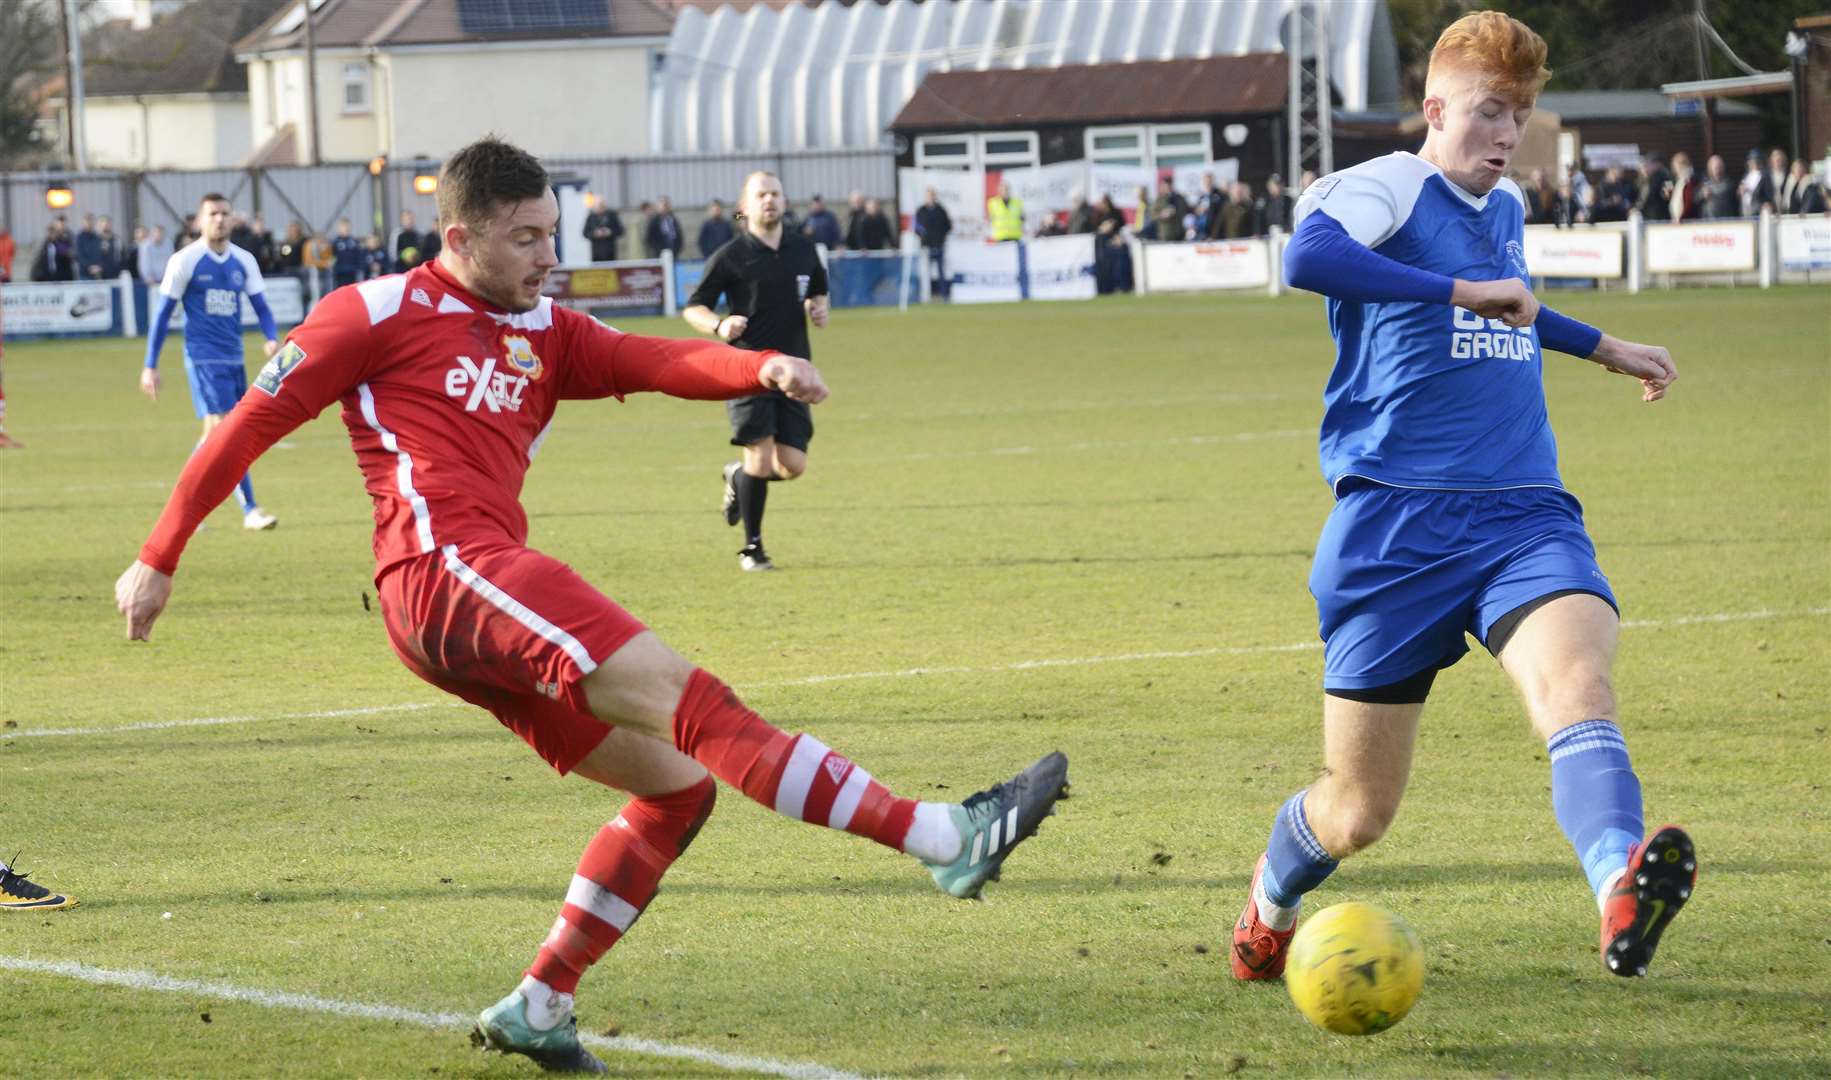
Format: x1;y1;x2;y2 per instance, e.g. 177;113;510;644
160;239;267;365
1293;152;1558;491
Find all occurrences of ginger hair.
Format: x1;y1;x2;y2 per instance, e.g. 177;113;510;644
1425;11;1550;106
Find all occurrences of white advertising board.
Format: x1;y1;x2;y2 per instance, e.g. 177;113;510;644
898;167;986;239
1143;239;1271;292
1087;164;1158;211
1644;221;1757;273
1778;214;1831;270
997;161;1087;219
1523;225;1624;278
943;239;1023;304
1172;159;1239;200
1025;235;1097;301
2;280;115;334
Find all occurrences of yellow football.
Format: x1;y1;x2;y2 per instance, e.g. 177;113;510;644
1285;901;1425;1036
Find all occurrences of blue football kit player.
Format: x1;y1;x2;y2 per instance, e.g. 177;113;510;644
1231;12;1694;982
141;193;282;530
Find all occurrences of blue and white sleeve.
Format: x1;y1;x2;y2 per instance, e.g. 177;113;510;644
1284;212;1455;305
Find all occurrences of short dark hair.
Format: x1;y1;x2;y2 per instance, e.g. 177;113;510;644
199;192;228;207
437;135;549;231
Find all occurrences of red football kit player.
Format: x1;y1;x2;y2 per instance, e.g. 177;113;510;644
115;137;1067;1073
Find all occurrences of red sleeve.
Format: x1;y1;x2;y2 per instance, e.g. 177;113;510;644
554;306;769;401
138;288;377;574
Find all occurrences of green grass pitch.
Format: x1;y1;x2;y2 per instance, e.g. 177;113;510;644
2;287;1827;1077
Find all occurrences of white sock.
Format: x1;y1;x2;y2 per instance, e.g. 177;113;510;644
1596;865;1629;914
516;974;573;1031
1254;875;1301;932
903;802;962;864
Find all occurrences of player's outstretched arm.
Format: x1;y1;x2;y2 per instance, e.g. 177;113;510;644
115;560;172;641
1591;334;1677;402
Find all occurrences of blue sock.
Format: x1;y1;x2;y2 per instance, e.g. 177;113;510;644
1262;789;1339;908
1548;719;1643;900
236;474;256;513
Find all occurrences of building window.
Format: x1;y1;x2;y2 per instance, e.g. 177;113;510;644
915;133;1039;170
915;135;974;169
1085;125;1145;166
979;132;1038;169
342;62;370;113
1151;123;1212;168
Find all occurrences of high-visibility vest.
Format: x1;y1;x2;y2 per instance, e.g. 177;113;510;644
987;196;1024;241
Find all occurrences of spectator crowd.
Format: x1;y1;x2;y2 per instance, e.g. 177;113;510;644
4;147;1823;301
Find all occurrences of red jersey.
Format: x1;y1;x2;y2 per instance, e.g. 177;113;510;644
140;261;772;576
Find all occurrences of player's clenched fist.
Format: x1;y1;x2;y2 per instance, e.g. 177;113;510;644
115;559;173;641
1452;277;1539;328
1592;335;1678;402
758;354;827;404
717;315;749;342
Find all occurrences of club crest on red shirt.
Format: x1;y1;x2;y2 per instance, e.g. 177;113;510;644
501;333;543;380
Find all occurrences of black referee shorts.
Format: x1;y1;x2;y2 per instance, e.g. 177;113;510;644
727;391;813;452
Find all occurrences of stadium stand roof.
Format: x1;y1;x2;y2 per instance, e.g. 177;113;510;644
235;0;676;54
1537;90;1758;121
651;0;1400;153
889;54;1290;132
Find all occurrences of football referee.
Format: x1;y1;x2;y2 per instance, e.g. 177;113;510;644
683;171;830;571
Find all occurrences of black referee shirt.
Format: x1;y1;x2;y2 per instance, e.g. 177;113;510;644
688;228;828;359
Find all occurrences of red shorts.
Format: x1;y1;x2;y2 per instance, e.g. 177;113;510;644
377;543;648;773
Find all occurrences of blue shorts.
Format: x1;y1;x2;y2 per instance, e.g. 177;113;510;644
185;361;248;419
1309;481;1618;690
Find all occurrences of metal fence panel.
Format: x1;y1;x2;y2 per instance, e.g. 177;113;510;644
778;150;896;203
382;166;441;239
2;150;896;268
260;165;376;237
2;172;127;256
544;157;625;208
137;168;252;230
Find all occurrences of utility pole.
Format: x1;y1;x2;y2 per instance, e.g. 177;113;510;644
1693;0;1715;159
302;0;322;165
62;0;88;170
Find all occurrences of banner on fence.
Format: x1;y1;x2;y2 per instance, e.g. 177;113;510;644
1025;235;1097;301
1644;221;1756;272
997;161;1087;222
1143;239;1270;292
898;167;987;239
1172;159;1239;201
943;239;1023;304
1523;225;1624;278
2;280;117;335
1777;214;1831;270
542;262;668;315
1087;164;1158;212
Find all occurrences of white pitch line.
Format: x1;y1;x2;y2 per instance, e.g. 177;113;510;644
744;606;1831;690
8;608;1825;740
0;702;456;741
0;956;862;1080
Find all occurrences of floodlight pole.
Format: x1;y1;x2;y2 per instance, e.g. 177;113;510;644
303;0;322;166
62;0;88;171
1285;1;1334;183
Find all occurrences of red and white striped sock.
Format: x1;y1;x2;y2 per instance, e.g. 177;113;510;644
526;774;717;995
672;668;939;856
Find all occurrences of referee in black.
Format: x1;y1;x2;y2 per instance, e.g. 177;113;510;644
683;170;830;572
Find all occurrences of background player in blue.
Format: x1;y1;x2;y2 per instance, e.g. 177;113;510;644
141;192;283;530
1231;11;1694;983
